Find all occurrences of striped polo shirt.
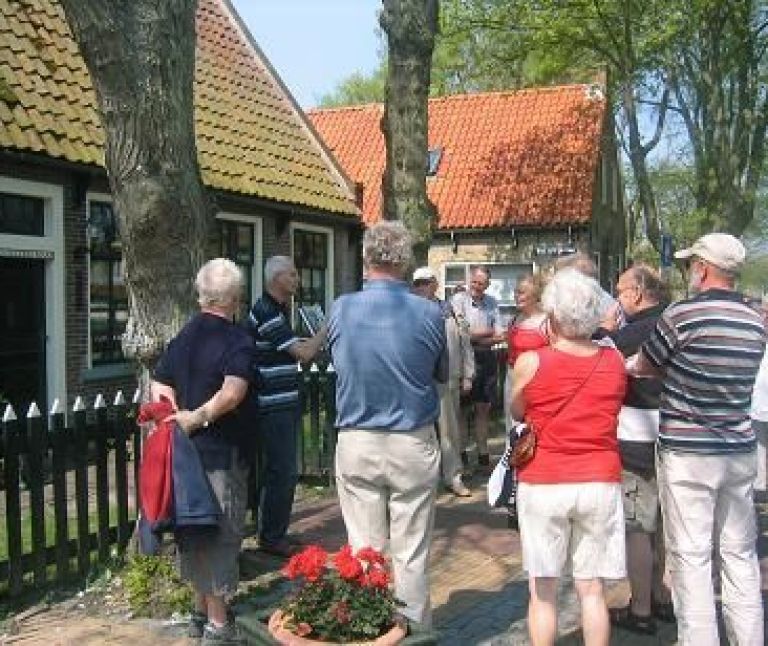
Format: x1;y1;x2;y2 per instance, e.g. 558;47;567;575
642;288;766;454
245;292;300;412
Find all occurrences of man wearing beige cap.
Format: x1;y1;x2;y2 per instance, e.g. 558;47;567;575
412;267;474;496
630;232;767;645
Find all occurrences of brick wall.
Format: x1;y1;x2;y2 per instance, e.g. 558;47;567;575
1;157;363;411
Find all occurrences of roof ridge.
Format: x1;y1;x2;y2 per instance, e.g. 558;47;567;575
427;83;596;103
307;102;384;115
215;0;359;213
308;83;603;114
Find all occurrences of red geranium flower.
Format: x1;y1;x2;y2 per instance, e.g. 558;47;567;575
279;544;400;642
367;567;390;589
283;545;328;582
356;546;387;567
334;544;363;581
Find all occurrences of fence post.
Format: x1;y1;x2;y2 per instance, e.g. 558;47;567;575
324;364;337;488
297;362;306;475
112;391;131;550
72;396;90;579
3;405;23;595
49;398;69;585
309;363;321;474
132;388;142;518
94;394;110;563
26;402;47;587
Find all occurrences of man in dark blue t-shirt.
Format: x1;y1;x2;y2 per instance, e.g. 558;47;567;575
245;255;326;557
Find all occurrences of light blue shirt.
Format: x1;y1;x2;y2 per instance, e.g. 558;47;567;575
328;279;447;431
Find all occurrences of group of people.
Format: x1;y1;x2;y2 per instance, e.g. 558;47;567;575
147;220;766;646
506;233;766;646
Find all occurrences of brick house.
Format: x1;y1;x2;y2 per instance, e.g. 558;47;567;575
309;85;625;320
0;0;362;413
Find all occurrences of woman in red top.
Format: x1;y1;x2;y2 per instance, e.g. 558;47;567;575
509;268;627;646
505;274;548;431
507;274;548;368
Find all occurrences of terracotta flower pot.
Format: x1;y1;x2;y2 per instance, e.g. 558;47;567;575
267;609;407;646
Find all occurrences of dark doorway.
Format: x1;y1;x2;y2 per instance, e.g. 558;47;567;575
0;258;46;413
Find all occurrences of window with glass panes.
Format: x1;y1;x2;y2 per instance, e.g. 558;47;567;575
219;220;255;315
89;201;128;365
0;192;45;236
293;229;328;331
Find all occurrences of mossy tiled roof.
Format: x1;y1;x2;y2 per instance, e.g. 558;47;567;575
0;0;359;218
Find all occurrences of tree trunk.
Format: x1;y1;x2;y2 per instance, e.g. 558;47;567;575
380;0;439;266
60;0;210;375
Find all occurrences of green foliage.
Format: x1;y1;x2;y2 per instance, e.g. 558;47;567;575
317;63;387;107
285;573;397;641
122;554;193;617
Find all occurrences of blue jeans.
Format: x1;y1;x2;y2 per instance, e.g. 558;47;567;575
256;407;299;544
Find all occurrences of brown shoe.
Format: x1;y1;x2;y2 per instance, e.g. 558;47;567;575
258;539;300;559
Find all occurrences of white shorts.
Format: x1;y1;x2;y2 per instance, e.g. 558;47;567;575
517;481;626;580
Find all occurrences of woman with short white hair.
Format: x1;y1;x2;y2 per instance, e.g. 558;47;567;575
151;257;253;643
509;268;628;646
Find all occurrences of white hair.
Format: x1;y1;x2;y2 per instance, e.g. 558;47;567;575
264;255;295;286
195;258;243;308
363;221;413;271
541;268;605;339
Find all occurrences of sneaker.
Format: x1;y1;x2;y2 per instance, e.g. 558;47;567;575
188;610;208;639
450;475;471;497
201;621;244;646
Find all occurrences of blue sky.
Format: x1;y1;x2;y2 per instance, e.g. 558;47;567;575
230;0;383;108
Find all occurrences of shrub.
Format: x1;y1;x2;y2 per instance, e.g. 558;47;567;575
123;554;193;617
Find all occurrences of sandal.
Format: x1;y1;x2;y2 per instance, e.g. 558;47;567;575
609;605;657;635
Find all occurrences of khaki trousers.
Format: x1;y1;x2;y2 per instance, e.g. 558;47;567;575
658;450;763;646
437;382;462;485
335;426;440;627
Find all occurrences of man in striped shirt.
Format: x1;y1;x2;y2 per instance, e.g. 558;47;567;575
631;233;766;646
245;256;326;558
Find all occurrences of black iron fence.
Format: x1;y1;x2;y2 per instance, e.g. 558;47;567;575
0;364;339;601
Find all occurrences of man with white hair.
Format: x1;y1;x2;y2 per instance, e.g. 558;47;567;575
412;266;474;497
630;233;767;645
328;222;447;627
245;255;326;558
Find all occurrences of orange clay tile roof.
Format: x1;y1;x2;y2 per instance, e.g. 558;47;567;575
308;85;607;228
0;0;358;218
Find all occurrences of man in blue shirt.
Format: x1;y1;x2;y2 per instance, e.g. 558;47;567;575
245;256;326;558
328;221;447;628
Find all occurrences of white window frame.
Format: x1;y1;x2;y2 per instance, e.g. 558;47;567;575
86;192;131;369
216;212;263;305
0;176;66;415
289;222;335;316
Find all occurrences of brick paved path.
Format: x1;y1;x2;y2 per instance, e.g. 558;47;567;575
7;474;768;644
